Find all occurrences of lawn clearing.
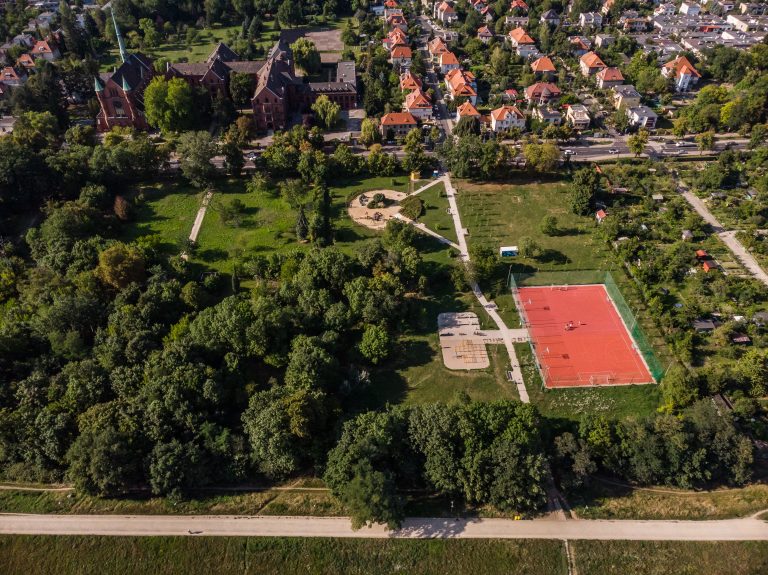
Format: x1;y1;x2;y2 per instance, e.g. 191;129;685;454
0;536;567;575
121;180;204;252
456;177;611;272
573;540;768;575
570;480;768;520
416;182;459;245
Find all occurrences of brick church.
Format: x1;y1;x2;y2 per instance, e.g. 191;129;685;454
95;14;357;133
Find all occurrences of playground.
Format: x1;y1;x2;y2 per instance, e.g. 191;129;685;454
437;312;507;370
517;285;654;388
348;190;407;230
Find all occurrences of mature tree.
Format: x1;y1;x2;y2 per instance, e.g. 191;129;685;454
736;348;768;397
278;0;303;28
627;129;649;156
284;335;339;390
97;243;146;289
340;460;404;530
291;38;321;74
341;19;358;45
176;131;217;187
311;95;341;129
222;139;244;175
402;127;429;173
59;0;88;57
359;117;380;148
139;18;161;48
12;111;60;150
519;236;541;259
569;168;600;216
540;215;558;236
359;324;391;365
143;77;194;133
522;142;560;172
696;131;715;151
660;365;700;412
229;72;254;108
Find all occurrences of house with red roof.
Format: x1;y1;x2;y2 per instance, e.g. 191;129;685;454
383;28;408;51
510;0;529;12
15;53;35;71
568;35;592;57
507;27;538;58
428;37;450;63
434;1;459;24
438;51;460;74
596;67;624;89
456;101;481;122
477;26;494;43
1;66;26;86
579;52;607;77
661;56;701;91
400;70;422;92
387;14;408;32
490;105;526;132
404;89;433;119
525;82;561;104
380;112;418;138
445;68;477;104
530;56;556;78
30;39;60;61
390;45;413;68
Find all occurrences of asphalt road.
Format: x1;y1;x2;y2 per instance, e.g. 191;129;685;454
2;513;767;540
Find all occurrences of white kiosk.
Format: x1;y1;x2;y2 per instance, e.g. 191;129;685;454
499;246;519;257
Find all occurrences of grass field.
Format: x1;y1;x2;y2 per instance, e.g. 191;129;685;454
416;182;459;245
0;536;567;575
2;536;767;575
120;180;204;252
573;540;768;575
570;480;768;520
456;177;611;272
515;343;661;421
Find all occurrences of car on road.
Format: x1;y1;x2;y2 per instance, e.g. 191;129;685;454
608;148;619;154
245;152;258;161
675;141;695;147
563;149;576;156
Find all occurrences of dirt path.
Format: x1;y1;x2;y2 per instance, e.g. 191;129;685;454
2;513;767;540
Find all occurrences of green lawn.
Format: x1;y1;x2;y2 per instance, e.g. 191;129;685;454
0;536;567;575
573;541;768;575
415;181;459;245
456;177;612;272
120;180;204;252
516;343;661;422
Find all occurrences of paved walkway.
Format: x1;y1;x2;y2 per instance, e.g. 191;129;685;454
676;177;768;287
2;513;766;540
189;190;213;243
393;213;460;250
442;175;530;403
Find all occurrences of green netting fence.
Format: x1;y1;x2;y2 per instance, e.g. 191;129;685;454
507;269;666;382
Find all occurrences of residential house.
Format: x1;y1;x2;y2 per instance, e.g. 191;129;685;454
740;2;768;15
594;33;615;48
510;0;529;11
404;89;432;119
390;45;413;68
619;13;649;32
435;1;459;25
383;28;408;51
661;55;701;91
438;51;461;74
380;112;418;138
579;51;607;76
506;15;530;28
15;53;36;71
508;27;538;58
445;68;477;103
533;106;562;125
0;116;16;135
579;12;603;28
525;82;562;104
530;56;556;78
477;25;494;43
655;3;676;16
596;66;624;88
1;66;26;86
387;14;408;32
540;10;561;26
612;84;642;109
566;104;591;129
456;100;481;122
428;37;450;63
569;35;592;56
490;105;526;132
679;1;701;15
601;0;615;15
30;39;60;61
626;105;658;128
400;70;422;92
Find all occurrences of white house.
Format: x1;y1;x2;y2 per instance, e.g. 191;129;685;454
679;1;702;15
490;105;526;132
566;104;591;129
435;1;459;25
579;12;603;28
661;55;701;91
626;105;658;129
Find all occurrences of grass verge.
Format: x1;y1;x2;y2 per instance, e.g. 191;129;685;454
0;536;567;575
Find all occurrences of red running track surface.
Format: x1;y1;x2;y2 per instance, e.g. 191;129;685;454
518;285;653;388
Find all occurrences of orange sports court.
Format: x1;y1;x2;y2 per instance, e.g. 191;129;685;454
518;284;654;388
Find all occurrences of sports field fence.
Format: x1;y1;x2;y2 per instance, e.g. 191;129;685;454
507;268;666;384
